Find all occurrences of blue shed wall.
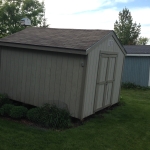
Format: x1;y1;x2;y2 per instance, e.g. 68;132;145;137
122;56;150;87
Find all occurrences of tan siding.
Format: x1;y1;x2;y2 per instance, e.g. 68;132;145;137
37;53;46;106
82;34;125;118
70;57;81;116
28;51;37;104
9;50;16;98
82;48;99;118
20;51;28;103
49;54;57;103
43;53;52;104
10;50;16;98
14;50;19;100
0;47;2;73
58;56;68;103
0;50;4;92
53;55;63;101
0;50;7;93
37;52;46;106
25;52;33;104
32;52;40;106
0;48;84;118
16;50;23;100
64;56;73;111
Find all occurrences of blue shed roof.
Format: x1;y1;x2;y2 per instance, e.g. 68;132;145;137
124;45;150;54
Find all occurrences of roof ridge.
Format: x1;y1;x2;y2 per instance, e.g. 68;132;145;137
29;26;112;31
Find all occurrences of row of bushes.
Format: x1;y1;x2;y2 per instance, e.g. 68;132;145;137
0;104;27;119
0;94;71;129
122;82;149;90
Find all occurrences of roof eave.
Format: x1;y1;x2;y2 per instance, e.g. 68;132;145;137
0;41;87;55
126;54;150;56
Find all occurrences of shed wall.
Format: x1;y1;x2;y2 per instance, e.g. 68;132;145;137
122;56;150;87
0;47;85;118
82;34;124;118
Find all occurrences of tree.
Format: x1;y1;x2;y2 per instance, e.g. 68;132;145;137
114;8;141;45
39;1;49;28
136;37;149;45
0;0;46;38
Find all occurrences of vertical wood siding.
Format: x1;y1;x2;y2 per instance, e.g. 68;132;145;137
0;49;1;70
122;57;150;87
82;35;124;118
0;48;85;118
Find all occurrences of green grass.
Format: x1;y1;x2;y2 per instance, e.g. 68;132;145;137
0;89;150;150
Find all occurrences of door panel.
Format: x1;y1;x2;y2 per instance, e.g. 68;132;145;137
97;57;108;83
107;58;116;81
104;82;113;106
94;84;105;110
94;53;117;112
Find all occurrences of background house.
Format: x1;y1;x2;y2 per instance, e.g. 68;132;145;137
0;27;125;119
122;45;150;87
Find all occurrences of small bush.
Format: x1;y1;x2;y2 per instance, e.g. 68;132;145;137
10;106;28;119
39;104;70;128
0;107;4;116
122;82;137;88
27;104;70;129
0;104;14;116
0;94;11;107
122;82;149;90
27;107;41;123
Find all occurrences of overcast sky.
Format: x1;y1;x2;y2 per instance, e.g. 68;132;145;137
40;0;150;44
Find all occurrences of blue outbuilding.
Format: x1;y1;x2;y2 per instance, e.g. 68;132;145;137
122;45;150;87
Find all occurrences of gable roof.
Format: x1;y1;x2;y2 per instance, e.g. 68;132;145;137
124;45;150;55
0;27;111;52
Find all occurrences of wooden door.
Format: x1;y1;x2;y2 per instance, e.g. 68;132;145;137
94;53;117;112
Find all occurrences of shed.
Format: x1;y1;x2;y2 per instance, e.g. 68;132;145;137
0;27;125;119
122;45;150;87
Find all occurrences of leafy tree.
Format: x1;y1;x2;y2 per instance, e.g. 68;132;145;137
114;8;141;45
136;37;149;45
0;0;46;38
39;1;49;28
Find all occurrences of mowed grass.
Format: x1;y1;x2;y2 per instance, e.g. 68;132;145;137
0;89;150;150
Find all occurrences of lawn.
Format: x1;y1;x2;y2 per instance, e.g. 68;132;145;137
0;89;150;150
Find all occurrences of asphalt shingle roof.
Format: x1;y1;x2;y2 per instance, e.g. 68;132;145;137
124;45;150;54
0;27;111;50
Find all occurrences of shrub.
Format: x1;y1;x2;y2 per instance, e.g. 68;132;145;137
0;107;4;116
27;107;41;123
122;82;149;90
0;104;14;116
0;94;11;107
9;106;28;119
122;82;137;88
27;104;71;128
39;104;70;128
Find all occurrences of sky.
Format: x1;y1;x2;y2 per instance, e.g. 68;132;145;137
39;0;150;44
